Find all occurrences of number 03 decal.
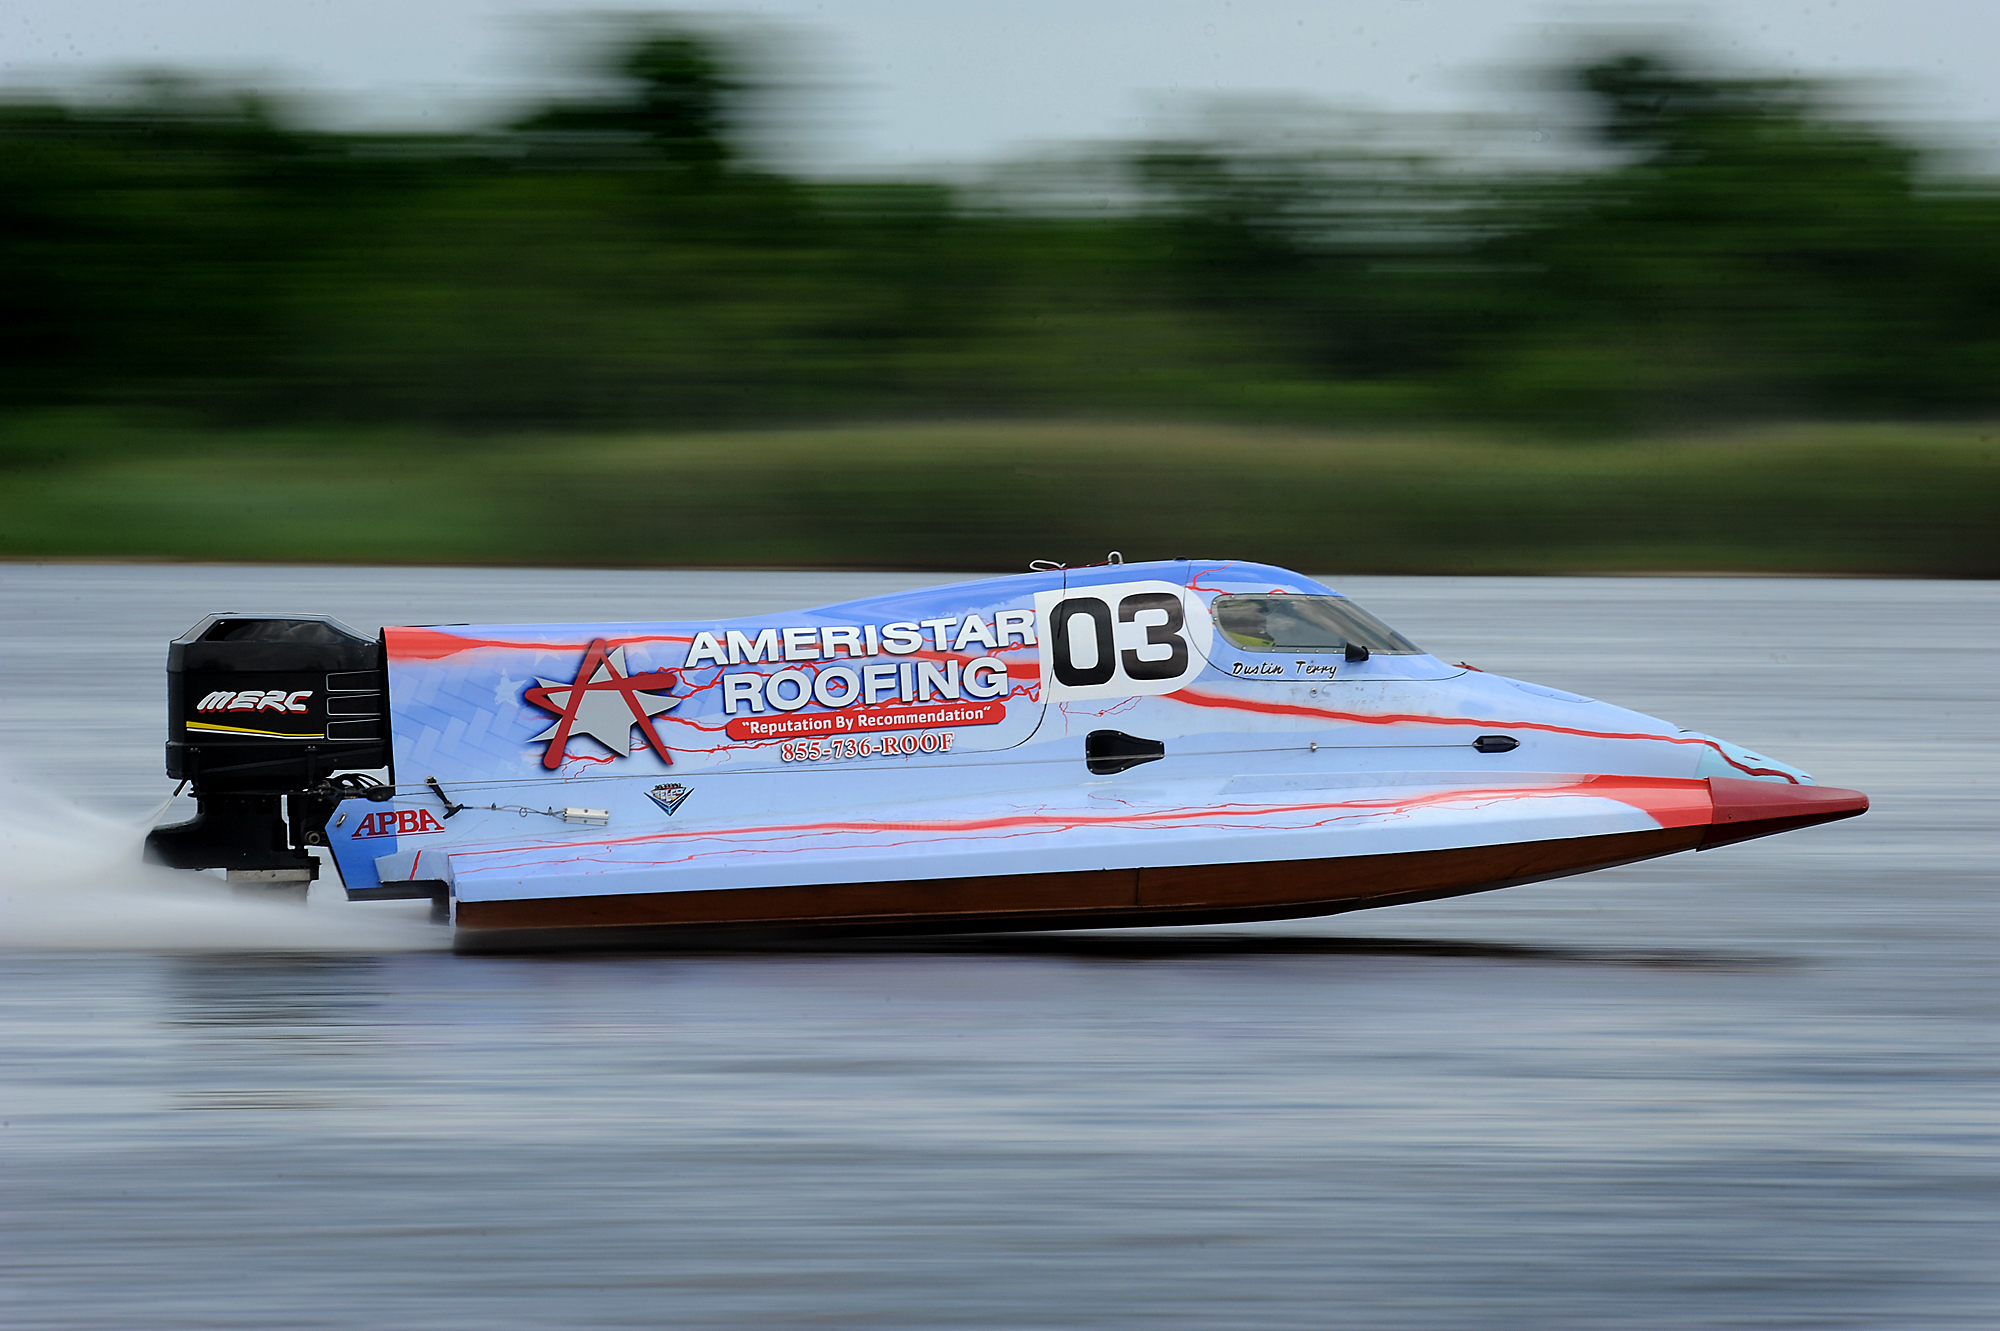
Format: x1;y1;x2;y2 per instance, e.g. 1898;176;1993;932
1033;580;1213;701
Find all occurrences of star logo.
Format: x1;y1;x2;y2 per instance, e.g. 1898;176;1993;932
524;639;681;770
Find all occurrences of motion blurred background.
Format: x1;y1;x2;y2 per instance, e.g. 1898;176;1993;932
2;2;1996;573
3;14;1995;1328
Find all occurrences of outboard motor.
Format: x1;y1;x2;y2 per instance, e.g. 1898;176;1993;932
144;615;390;894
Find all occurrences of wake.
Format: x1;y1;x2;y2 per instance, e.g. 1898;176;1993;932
0;765;440;952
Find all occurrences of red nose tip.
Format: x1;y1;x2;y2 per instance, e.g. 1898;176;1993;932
1701;777;1869;850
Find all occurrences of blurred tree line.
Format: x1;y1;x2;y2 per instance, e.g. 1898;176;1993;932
3;26;1997;435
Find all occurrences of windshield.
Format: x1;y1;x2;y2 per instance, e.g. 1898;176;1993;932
1211;594;1423;655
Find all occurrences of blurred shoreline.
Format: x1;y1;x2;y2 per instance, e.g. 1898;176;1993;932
5;25;1997;578
1;417;1992;576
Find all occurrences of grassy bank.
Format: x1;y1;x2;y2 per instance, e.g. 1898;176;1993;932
2;419;1994;575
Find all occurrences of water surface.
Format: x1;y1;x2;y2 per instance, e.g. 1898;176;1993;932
1;566;1993;1329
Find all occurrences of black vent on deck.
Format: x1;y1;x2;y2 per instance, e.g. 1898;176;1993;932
1086;730;1166;776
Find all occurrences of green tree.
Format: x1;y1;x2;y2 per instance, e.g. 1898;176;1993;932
514;26;742;172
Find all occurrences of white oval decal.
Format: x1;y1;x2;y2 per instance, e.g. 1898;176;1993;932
1033;580;1212;702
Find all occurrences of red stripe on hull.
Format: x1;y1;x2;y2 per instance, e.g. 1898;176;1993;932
445;774;1719;873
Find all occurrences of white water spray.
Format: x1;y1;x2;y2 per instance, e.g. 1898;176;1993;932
0;765;440;952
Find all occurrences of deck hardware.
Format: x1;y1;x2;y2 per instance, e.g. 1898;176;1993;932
426;776;467;818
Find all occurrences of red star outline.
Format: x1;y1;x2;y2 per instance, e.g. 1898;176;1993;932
523;638;679;770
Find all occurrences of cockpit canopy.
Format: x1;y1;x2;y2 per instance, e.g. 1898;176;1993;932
1211;594;1423;655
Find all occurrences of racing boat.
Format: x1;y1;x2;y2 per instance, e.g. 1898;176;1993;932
144;559;1866;950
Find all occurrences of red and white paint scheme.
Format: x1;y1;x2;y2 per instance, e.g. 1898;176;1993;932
311;559;1865;949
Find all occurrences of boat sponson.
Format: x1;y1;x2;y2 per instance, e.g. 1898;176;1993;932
451;778;1867;951
450;824;1709;951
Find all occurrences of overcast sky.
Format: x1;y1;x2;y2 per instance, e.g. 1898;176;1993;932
4;1;1996;168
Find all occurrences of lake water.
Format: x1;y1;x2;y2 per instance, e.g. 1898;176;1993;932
1;565;1993;1329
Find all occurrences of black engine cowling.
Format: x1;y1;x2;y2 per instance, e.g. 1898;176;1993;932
145;615;390;878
